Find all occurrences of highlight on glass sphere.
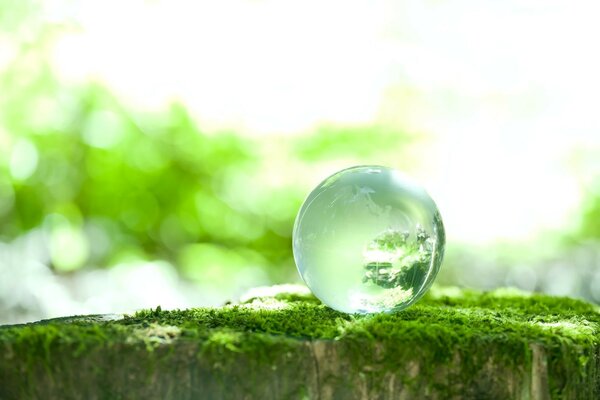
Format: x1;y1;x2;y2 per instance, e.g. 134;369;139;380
292;165;445;314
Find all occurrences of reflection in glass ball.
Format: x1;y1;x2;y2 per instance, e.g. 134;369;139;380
292;166;445;313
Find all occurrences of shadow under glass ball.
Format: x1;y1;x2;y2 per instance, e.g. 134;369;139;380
292;165;445;314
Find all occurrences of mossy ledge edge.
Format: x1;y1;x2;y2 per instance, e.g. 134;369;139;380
1;286;599;400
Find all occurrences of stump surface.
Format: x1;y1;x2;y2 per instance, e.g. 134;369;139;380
1;286;599;399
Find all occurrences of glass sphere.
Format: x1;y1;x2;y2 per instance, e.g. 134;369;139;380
292;166;445;313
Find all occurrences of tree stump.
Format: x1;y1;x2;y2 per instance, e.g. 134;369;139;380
1;286;599;399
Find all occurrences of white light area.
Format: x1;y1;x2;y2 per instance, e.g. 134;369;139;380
590;271;600;303
505;265;538;292
389;0;600;242
0;230;227;324
52;0;389;134
0;37;18;72
76;261;191;313
426;121;585;242
82;110;126;148
47;0;600;243
49;224;89;271
9;138;39;180
541;263;579;297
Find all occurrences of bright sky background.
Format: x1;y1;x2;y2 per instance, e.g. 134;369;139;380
48;0;600;243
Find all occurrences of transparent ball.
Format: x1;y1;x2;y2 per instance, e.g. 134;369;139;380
292;166;445;314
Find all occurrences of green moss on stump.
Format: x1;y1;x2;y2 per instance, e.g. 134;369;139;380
1;286;599;399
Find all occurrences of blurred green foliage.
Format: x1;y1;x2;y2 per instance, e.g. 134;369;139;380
294;125;414;161
579;188;600;241
1;0;598;306
1;81;285;270
0;3;416;284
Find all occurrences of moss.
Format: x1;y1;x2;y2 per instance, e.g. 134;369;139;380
1;286;599;399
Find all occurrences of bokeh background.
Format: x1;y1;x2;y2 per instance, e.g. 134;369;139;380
1;0;599;324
